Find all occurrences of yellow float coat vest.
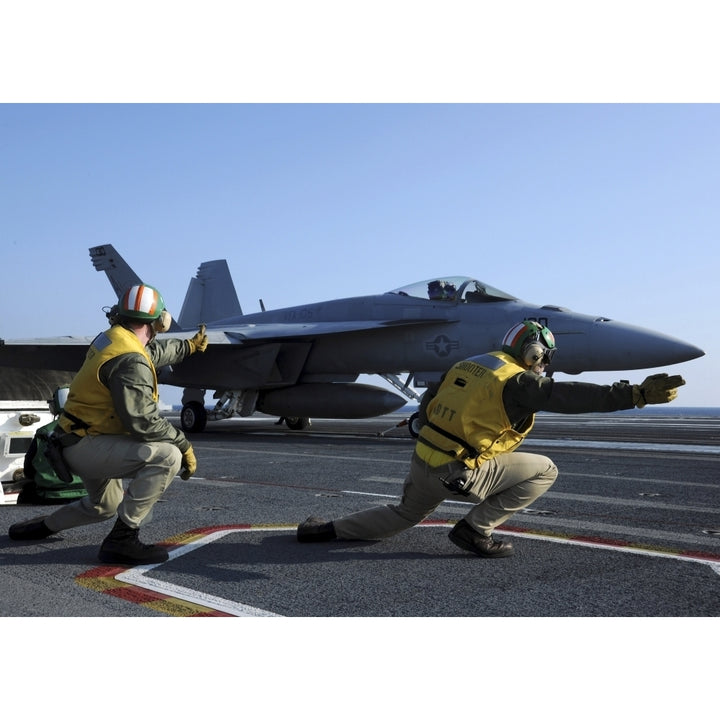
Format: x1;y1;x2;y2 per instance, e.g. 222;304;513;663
58;325;158;436
416;351;534;469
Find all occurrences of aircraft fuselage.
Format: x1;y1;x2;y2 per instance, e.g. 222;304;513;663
209;291;703;383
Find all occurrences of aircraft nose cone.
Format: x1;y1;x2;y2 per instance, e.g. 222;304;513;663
589;320;704;371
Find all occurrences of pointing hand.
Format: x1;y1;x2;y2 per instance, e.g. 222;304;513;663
633;373;685;407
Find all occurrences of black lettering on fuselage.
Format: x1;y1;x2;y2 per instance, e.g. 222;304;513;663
523;316;549;328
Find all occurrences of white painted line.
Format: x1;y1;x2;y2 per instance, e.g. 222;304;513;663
342;489;720;547
116;528;283;617
114;519;720;618
496;528;720;573
546;490;720;515
523;438;719;455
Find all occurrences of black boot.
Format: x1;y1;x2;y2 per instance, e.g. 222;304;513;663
9;516;56;541
448;519;514;558
297;516;337;542
98;517;169;565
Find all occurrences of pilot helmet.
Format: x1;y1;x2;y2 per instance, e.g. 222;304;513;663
502;320;556;366
427;280;443;299
118;284;172;332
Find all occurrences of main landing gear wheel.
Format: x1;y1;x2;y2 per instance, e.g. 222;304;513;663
181;401;207;433
285;416;311;431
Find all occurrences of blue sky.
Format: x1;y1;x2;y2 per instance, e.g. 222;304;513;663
1;103;715;407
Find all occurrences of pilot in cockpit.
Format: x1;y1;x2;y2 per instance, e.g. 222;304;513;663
427;280;457;300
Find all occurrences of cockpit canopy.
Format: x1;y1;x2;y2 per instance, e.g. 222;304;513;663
388;277;517;303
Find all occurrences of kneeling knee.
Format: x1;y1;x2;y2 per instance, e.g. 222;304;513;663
97;507;119;521
142;442;183;474
544;460;559;487
164;444;183;473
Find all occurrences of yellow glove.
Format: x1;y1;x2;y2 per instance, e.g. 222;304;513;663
187;324;208;354
632;373;685;408
180;446;197;480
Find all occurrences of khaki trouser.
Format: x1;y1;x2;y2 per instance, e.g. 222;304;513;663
44;434;182;532
334;450;558;540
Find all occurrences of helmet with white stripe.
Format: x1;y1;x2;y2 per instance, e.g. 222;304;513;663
118;284;166;322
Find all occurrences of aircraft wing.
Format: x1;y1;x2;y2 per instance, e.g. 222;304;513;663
0;367;77;401
0;337;94;372
0;317;452;389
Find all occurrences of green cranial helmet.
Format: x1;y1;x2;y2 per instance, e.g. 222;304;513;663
118;284;166;322
501;320;557;365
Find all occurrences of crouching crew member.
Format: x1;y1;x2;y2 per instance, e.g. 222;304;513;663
9;284;208;565
297;321;685;558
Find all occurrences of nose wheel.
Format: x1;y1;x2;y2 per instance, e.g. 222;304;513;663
408;412;421;438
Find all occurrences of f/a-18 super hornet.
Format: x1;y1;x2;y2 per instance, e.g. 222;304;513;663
0;244;704;434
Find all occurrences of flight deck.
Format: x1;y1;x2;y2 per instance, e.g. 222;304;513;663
1;412;719;617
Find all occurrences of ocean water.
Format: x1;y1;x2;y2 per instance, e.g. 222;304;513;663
395;405;720;418
596;406;720;418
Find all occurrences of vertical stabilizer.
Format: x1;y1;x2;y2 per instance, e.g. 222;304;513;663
177;260;242;329
89;245;144;298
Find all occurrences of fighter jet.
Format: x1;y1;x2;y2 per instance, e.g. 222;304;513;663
0;244;704;434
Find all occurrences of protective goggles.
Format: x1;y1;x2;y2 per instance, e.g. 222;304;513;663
524;342;556;366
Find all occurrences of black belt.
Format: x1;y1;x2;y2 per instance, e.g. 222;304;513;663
61;410;91;434
55;428;83;448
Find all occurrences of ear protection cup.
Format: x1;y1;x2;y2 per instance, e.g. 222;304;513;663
152;309;172;334
522;342;546;366
502;321;557;365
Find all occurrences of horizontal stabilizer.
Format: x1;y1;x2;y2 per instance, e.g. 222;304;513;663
89;244;143;298
90;244;183;331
